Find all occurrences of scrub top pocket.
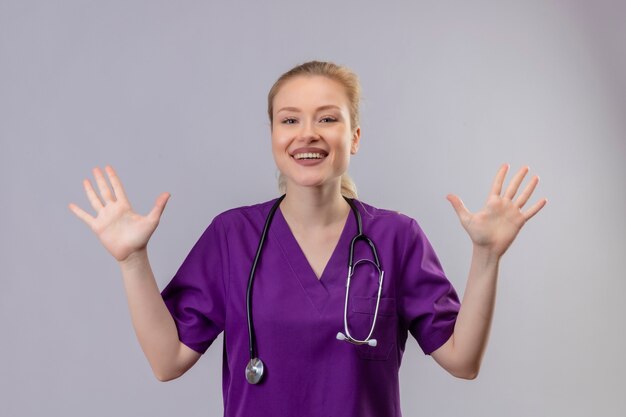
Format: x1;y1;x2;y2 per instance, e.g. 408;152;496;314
348;296;398;361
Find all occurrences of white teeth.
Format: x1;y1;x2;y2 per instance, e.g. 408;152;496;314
294;152;325;160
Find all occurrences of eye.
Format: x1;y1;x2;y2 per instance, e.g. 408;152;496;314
281;118;297;124
320;116;337;123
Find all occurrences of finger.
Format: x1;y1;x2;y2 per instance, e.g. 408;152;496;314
105;165;129;203
68;202;96;227
83;178;104;211
446;194;471;224
93;166;115;203
522;198;548;221
489;163;509;197
503;165;529;200
147;192;171;223
515;175;539;208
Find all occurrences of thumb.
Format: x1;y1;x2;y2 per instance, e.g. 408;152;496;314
148;192;171;223
446;194;470;222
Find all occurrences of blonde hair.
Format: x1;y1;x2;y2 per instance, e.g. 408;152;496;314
267;60;361;199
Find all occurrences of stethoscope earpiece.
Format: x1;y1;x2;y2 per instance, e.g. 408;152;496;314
336;332;378;346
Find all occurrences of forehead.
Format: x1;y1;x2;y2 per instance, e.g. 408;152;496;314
273;75;349;111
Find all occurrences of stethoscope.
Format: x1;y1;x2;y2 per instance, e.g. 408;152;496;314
245;193;385;384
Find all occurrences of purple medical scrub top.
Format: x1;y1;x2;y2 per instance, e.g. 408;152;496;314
161;197;460;417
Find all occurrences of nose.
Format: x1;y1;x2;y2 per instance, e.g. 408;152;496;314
298;118;321;142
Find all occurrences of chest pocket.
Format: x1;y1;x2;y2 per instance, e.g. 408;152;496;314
349;296;397;361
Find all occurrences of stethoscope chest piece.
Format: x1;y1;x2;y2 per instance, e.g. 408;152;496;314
245;357;264;384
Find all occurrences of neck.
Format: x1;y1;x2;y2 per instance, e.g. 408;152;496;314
280;180;351;230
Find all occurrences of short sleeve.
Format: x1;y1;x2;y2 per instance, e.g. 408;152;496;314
399;218;460;355
160;215;228;354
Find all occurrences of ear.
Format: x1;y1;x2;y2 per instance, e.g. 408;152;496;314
350;127;361;154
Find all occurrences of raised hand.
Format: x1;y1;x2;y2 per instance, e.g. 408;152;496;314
446;164;547;258
68;165;171;263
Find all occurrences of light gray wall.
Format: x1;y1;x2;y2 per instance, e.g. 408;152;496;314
1;1;625;416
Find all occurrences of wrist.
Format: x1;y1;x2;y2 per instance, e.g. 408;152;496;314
119;248;149;269
471;244;501;267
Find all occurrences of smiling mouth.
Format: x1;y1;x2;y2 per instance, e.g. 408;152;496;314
293;152;327;160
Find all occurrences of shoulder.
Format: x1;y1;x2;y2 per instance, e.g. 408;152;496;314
352;199;418;232
352;199;435;252
210;197;281;229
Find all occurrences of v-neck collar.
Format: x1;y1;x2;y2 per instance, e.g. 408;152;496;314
269;199;358;314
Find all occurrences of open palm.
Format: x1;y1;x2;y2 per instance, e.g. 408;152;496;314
68;165;170;262
447;164;547;257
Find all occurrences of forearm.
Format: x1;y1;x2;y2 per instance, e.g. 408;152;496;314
449;245;500;377
119;248;183;380
435;164;545;378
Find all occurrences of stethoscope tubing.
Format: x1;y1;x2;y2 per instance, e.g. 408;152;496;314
246;194;286;362
245;194;384;384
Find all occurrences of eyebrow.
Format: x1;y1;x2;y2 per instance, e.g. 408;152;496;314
276;105;342;114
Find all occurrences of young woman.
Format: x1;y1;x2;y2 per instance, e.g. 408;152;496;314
68;61;547;416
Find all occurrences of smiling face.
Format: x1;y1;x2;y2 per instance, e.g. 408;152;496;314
271;75;361;193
